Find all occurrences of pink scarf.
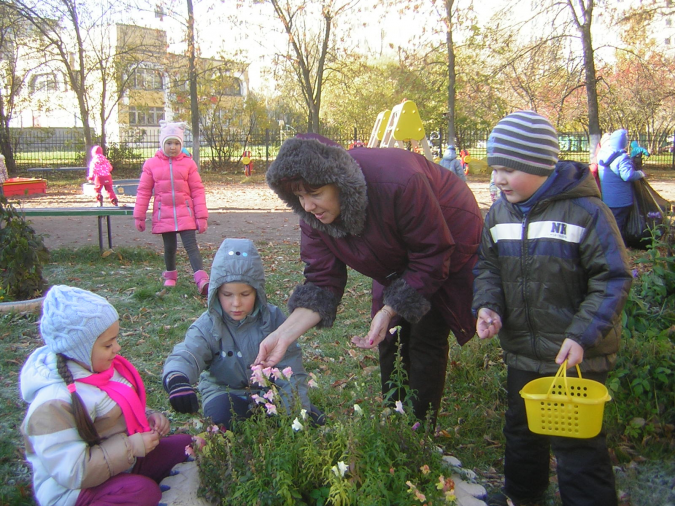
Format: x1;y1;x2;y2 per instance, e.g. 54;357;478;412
76;355;150;435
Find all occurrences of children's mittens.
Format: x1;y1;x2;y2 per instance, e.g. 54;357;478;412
135;218;146;232
165;374;199;414
197;219;207;234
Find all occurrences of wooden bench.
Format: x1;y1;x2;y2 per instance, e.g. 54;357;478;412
20;206;135;253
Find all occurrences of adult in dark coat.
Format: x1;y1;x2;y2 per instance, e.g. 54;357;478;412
256;134;484;423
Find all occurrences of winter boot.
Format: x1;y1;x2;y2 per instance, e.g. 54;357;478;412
96;193;103;206
111;197;119;206
194;270;209;296
162;270;177;287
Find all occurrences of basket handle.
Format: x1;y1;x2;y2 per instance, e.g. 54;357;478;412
545;360;583;399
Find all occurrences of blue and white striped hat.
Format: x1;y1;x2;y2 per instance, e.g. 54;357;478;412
487;111;559;176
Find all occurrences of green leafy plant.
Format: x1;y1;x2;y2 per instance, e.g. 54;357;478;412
607;216;675;447
0;196;50;301
192;350;464;505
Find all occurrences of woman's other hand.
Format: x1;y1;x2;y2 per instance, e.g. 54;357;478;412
351;306;395;349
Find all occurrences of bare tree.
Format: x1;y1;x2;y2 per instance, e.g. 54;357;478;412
0;5;46;174
266;0;357;133
8;0;100;156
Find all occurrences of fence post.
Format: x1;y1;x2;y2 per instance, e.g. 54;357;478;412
671;131;675;171
265;128;270;172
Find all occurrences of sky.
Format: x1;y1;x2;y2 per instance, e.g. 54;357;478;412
140;0;510;92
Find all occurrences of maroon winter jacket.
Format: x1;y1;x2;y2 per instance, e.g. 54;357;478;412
267;138;483;345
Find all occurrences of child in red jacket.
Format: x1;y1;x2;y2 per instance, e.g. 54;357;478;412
88;145;118;206
133;121;209;295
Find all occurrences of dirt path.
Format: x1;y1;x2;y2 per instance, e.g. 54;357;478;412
9;174;675;251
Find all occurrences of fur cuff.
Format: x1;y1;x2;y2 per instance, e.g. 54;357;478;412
288;283;339;328
383;278;431;323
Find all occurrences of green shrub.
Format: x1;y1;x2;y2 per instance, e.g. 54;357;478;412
193;350;465;505
0;196;50;301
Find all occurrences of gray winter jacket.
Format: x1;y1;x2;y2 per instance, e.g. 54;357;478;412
163;238;312;411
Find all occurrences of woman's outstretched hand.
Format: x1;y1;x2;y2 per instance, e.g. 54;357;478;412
255;308;322;367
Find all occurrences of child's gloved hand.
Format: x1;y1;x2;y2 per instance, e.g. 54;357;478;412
197;219;207;234
135;218;146;232
165;374;199;414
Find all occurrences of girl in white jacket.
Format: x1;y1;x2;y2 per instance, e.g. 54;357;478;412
20;285;191;506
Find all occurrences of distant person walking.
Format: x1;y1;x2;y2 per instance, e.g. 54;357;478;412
439;145;467;182
597;129;645;239
87;146;118;206
629;140;650;171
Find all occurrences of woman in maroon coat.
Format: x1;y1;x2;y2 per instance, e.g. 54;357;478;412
257;134;483;424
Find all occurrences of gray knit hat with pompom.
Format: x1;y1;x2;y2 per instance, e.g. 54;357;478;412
40;285;118;369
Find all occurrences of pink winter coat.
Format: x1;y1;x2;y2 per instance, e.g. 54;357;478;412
133;150;208;234
88;145;113;179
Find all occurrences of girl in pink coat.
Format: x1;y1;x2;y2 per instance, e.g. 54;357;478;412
133;121;210;295
88;145;118;206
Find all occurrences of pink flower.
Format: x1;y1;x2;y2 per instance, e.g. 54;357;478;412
282;366;293;379
250;365;266;387
412;422;420;431
185;445;195;457
251;394;265;404
192;436;206;450
265;403;278;415
308;378;318;388
263;390;275;402
262;367;274;379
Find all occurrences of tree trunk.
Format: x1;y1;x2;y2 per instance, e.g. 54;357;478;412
445;0;456;148
187;0;200;168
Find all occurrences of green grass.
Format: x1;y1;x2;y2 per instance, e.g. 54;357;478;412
1;244;674;505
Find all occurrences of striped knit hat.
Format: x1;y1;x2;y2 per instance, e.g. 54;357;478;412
487;111;559;176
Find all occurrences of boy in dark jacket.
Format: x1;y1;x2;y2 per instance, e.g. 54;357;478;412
472;111;632;506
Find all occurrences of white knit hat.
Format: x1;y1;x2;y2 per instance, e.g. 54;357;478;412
40;285;119;369
487;111;560;176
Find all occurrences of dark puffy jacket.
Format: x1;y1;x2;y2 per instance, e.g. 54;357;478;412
267;137;484;344
472;161;632;374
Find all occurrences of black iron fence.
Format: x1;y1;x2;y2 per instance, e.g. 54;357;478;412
8;127;675;175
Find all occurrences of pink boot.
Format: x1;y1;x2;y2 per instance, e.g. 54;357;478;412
162;270;177;287
194;270;209;296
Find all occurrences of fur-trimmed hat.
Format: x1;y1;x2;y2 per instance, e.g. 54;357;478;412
159;120;186;153
487;111;559;176
266;135;367;238
40;285;118;369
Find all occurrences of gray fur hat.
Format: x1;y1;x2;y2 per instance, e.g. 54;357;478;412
266;136;368;238
40;285;119;369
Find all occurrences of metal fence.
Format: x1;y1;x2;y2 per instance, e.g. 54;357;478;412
8;127;675;174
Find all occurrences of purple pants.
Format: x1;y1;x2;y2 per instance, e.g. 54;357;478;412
74;433;192;506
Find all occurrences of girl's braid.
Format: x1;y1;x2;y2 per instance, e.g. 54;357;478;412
56;353;101;446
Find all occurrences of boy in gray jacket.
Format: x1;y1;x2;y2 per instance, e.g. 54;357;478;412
163;238;323;428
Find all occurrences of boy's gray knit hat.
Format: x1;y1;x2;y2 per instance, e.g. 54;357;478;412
487;110;560;176
40;285;118;368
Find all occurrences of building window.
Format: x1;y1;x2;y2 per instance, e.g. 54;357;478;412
129;106;165;125
30;73;58;93
131;68;163;90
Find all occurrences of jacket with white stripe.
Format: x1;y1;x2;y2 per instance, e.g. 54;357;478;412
472;161;632;374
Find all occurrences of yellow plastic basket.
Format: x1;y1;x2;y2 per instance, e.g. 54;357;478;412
520;361;611;439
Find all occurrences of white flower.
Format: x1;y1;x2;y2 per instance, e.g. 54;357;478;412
353;404;363;416
395;400;405;414
292;418;304;431
331;461;349;478
300;409;308;420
